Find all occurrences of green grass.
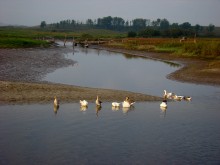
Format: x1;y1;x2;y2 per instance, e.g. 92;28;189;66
105;38;220;59
1;27;220;59
0;27;126;48
0;37;49;48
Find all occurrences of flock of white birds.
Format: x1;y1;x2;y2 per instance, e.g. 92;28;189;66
53;95;135;109
160;90;192;109
53;90;191;111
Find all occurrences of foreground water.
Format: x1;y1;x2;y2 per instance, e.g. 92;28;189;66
0;46;220;164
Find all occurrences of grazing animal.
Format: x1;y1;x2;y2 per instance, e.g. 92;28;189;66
160;100;167;108
80;100;88;107
96;95;102;106
54;96;59;107
112;102;120;107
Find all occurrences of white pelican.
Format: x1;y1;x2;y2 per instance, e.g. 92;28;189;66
54;96;59;107
80;100;88;107
112;102;120;107
160;100;167;108
96;95;102;106
122;97;135;108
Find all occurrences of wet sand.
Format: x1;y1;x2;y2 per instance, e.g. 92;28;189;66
0;47;161;104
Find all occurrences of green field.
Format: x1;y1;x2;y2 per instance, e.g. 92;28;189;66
0;27;220;60
105;38;220;59
0;27;125;48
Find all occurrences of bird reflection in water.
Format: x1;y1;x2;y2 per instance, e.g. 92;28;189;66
80;106;88;112
96;106;102;117
53;105;59;115
53;96;59;115
112;106;120;111
160;106;167;118
122;106;134;114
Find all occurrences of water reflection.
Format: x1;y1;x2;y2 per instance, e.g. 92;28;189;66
80;106;88;112
122;53;180;68
163;61;180;67
122;106;135;114
96;106;102;117
160;106;167;118
112;106;120;111
53;105;59;115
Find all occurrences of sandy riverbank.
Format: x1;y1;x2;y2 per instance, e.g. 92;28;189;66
0;47;162;104
1;45;219;104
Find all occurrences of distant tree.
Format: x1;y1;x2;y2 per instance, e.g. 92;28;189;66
86;19;94;26
152;18;161;28
169;28;183;38
40;21;46;28
112;17;125;30
138;28;160;37
170;23;179;28
194;24;201;32
180;22;191;29
132;18;147;30
97;16;113;29
207;24;215;32
194;24;204;35
145;19;151;27
71;19;76;28
125;20;129;27
127;31;137;37
160;18;170;30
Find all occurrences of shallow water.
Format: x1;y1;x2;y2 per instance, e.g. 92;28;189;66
0;45;220;165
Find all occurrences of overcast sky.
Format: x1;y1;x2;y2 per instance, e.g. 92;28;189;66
0;0;220;26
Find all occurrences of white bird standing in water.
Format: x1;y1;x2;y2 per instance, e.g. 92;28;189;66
80;100;88;107
163;90;174;99
160;99;167;108
54;96;59;107
112;102;120;107
122;97;135;108
96;95;102;106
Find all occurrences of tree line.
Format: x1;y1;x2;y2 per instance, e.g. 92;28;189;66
40;16;216;37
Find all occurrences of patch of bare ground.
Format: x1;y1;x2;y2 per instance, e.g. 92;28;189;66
0;47;162;104
0;81;161;104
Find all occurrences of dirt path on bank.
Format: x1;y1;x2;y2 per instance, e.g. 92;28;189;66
0;47;162;104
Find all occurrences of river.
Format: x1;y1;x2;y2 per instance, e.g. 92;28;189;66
0;45;219;165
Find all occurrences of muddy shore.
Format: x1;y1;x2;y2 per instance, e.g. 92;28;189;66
94;46;220;86
0;47;162;104
1;45;219;104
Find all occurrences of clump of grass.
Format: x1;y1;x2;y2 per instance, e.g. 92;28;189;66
179;41;220;58
0;37;50;48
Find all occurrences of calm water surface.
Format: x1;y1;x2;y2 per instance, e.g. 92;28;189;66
0;45;220;165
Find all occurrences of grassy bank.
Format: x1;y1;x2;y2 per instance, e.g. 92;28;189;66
106;38;220;59
1;27;219;59
0;27;125;48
